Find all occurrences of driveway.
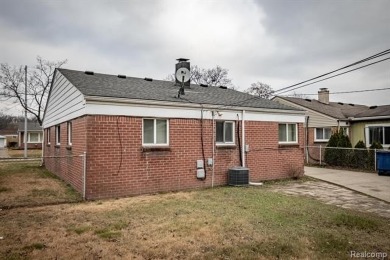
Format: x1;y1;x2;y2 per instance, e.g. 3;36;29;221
304;166;390;203
0;148;9;158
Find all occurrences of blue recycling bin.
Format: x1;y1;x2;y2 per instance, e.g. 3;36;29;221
376;151;390;176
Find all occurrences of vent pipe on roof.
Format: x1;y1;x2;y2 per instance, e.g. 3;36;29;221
85;71;94;75
118;74;126;79
318;88;329;104
219;86;227;89
144;77;153;81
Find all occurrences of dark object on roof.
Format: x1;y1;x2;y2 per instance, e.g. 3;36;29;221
219;86;227;89
369;105;377;109
338;102;344;105
349;103;355;106
85;71;94;75
305;99;312;102
144;77;153;82
200;84;208;87
58;68;300;111
118;74;126;79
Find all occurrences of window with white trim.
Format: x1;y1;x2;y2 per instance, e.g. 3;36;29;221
47;128;50;145
67;122;72;146
366;125;390;147
55;125;61;145
28;132;42;143
143;119;169;146
315;127;332;142
279;123;298;143
216;121;235;144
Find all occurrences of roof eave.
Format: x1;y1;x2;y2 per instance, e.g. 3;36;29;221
84;95;305;115
349;115;390;121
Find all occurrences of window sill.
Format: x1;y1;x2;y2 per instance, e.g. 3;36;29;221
142;147;171;152
278;143;299;148
314;140;329;143
216;144;237;149
66;146;72;150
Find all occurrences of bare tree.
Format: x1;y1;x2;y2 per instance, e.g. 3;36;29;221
0;56;67;126
245;82;274;99
165;65;234;87
289;91;309;99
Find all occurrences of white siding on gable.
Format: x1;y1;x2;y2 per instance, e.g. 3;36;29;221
273;97;338;127
43;71;85;128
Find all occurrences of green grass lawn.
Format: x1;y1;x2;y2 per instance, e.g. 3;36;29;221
7;148;42;158
0;162;389;259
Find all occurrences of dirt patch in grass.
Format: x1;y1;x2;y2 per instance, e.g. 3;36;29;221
0;186;389;259
0;161;81;208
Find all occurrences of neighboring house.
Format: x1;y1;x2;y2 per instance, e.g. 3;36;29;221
0;129;18;148
42;59;305;200
18;122;43;149
349;105;390;149
273;88;368;162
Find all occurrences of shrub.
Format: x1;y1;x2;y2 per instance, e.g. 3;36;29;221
351;141;368;169
287;165;304;179
324;130;352;166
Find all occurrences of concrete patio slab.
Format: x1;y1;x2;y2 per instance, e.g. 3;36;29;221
304;166;390;203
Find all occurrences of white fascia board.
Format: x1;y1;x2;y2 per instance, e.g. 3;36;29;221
350;115;390;121
84;97;305;123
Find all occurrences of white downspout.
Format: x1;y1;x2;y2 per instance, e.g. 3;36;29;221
41;129;44;166
212;111;215;188
242;110;245;167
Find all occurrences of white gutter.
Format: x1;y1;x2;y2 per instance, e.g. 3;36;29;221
349;115;390;121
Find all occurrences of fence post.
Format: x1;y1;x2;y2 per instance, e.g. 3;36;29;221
83;151;87;200
319;145;322;165
374;149;377;171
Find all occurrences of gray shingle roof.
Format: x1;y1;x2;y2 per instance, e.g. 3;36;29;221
17;122;42;131
277;96;369;120
353;105;390;118
58;68;301;111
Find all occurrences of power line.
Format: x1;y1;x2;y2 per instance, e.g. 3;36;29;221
282;87;390;96
273;48;390;94
276;56;390;95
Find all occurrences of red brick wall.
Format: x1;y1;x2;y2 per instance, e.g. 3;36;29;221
44;117;87;194
45;115;304;199
246;121;304;181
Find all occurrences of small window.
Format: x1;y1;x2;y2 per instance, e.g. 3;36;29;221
315;127;332;142
67;122;72;146
216;121;235;144
28;132;41;143
279;123;298;144
143;119;169;146
47;128;51;144
55;125;61;145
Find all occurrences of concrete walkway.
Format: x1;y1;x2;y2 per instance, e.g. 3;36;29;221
305;166;390;203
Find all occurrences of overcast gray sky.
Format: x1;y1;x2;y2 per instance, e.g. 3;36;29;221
1;0;389;116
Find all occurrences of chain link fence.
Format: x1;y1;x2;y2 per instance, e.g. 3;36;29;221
305;145;387;171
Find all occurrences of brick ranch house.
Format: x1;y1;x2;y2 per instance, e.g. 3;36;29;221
42;60;305;199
